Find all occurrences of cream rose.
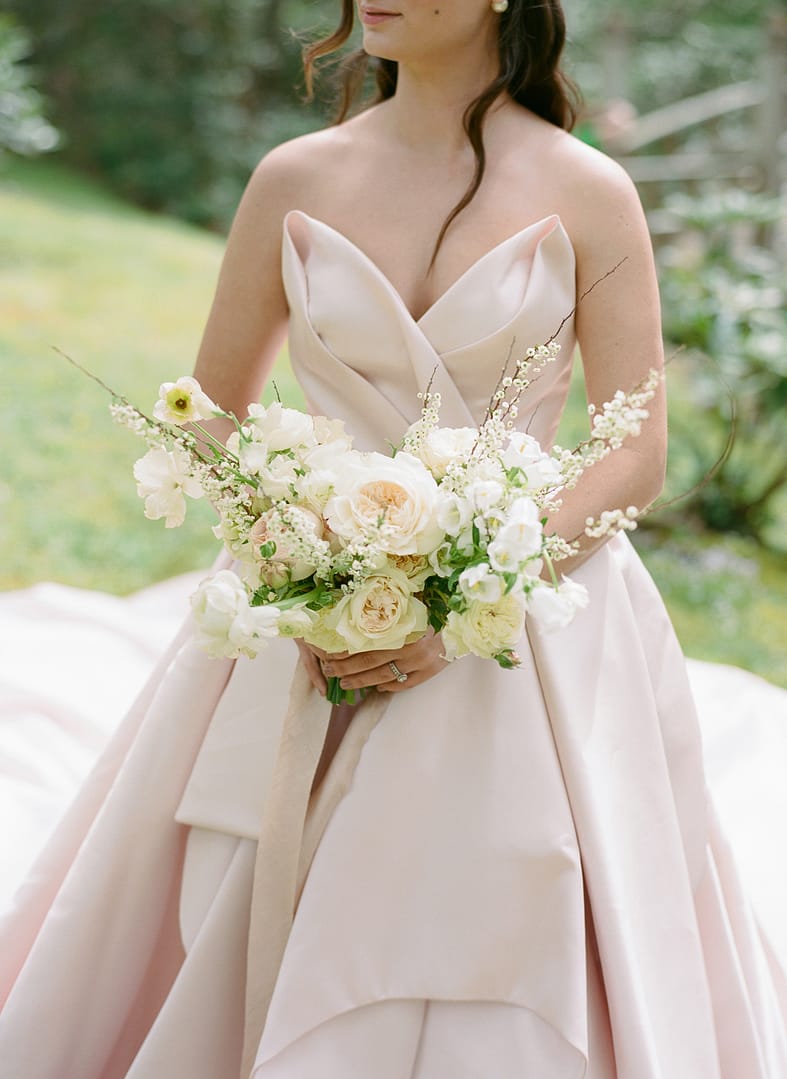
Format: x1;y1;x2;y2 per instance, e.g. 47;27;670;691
307;568;427;653
441;593;526;661
325;451;443;555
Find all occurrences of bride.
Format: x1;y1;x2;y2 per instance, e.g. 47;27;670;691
2;0;786;1075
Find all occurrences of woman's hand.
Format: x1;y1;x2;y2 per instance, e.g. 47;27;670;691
295;632;450;697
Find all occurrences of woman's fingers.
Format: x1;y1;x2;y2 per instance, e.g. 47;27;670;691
294;639;327;696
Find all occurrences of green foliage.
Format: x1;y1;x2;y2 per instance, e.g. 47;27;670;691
566;0;766;111
657;190;787;540
0;15;59;156
3;0;333;226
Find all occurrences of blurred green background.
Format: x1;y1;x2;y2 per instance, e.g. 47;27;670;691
1;0;785;684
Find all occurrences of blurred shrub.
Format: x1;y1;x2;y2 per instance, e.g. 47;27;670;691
3;0;333;227
657;190;786;540
0;15;59;156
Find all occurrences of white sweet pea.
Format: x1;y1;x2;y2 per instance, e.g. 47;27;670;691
246;402;316;452
325;451;443;555
488;498;542;570
527;576;589;631
467;479;504;513
501;431;543;470
416;426;477;479
133;446;203;528
153;376;218;426
442;593;526;661
458;563;504;603
191;570;280;658
436;492;474;537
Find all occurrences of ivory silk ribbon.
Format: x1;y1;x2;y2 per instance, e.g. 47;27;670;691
240;663;390;1078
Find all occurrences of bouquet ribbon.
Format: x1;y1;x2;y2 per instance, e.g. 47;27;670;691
240;662;391;1078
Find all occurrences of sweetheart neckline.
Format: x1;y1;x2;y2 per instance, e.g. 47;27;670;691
283;209;570;327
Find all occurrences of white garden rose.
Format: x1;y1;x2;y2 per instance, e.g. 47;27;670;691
133;446;203;528
245;402;316;452
441;592;526;661
487;498;542;571
153;376;219;425
191;570;280;658
325;451;443;555
527;576;589;631
458;562;504;604
385;553;432;589
308;568;428;653
416;426;477;479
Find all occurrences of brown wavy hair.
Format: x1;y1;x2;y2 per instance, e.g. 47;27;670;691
303;0;578;262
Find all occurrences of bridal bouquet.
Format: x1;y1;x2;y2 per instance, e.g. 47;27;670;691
103;343;659;702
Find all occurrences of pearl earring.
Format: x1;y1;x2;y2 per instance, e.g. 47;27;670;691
491;0;508;11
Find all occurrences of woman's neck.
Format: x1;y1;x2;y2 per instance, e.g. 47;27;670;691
379;54;503;154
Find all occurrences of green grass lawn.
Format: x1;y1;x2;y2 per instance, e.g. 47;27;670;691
2;156;784;686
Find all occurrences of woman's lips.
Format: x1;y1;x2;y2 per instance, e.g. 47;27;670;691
360;6;402;25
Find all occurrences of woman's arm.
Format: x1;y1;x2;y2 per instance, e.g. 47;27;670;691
191;145;309;420
545;147;667;575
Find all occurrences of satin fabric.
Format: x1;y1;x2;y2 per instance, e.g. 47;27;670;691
0;210;785;1078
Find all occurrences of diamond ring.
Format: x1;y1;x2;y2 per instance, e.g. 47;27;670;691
388;661;408;683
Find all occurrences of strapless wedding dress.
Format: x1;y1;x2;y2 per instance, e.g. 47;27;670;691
1;211;785;1078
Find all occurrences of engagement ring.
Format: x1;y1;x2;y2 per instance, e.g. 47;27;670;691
389;661;408;683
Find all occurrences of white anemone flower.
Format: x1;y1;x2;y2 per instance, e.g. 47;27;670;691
153;376;219;426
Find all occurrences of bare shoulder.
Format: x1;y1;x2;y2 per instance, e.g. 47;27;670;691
538;127;653;270
242;118;371;223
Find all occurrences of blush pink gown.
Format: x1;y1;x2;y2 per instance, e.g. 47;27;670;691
0;211;785;1078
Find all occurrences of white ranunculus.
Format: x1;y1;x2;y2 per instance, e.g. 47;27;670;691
246;402;316;452
312;414;353;450
308;568;427;653
441;593;526;661
133;446;203;528
255;453;301;501
527;576;589;632
458;562;504;604
436;492;474;537
297;467;340;514
488;498;543;571
153;376;219;426
191;570;280;658
416;426;477;479
325;451;443;555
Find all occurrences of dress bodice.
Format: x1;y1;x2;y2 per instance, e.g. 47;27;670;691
281;210;577;451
